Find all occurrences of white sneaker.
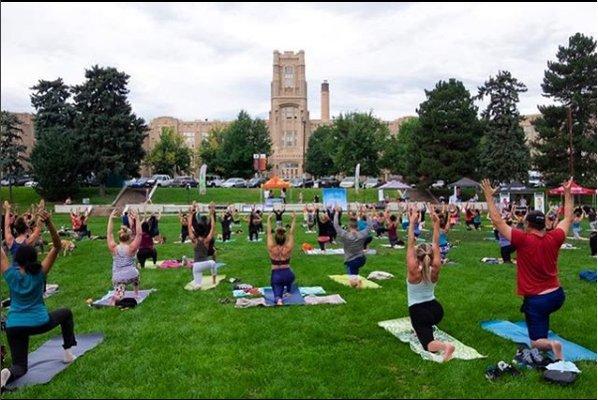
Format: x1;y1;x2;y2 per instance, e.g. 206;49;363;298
1;368;11;388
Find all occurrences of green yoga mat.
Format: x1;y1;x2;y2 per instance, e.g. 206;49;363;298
378;317;486;363
184;275;227;291
329;275;381;289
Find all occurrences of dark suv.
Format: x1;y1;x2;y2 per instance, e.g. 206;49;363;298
317;176;340;188
173;176;198;187
291;178;314;188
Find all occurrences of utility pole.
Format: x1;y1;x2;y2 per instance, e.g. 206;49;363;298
567;106;573;177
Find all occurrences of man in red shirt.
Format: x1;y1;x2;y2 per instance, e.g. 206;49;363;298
482;178;574;361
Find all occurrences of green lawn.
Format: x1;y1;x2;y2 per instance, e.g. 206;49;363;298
0;187;121;210
152;187;380;205
1;215;596;398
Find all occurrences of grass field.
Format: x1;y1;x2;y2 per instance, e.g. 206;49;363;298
1;213;596;398
0;187;122;209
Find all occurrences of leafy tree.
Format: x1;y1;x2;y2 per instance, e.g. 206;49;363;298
29;79;80;200
305;125;337;177
218;111;271;178
532;33;597;187
0;111;27;201
413;79;483;186
380;117;420;181
145;127;192;176
477;70;530;183
72;65;147;195
332;112;390;176
198;126;227;176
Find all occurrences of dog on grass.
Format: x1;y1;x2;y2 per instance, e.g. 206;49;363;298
49;240;76;256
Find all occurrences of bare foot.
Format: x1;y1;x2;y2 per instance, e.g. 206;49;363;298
443;344;455;362
277;299;284;306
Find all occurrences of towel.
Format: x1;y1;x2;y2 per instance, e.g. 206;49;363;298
367;271;395;280
329;275;381;289
184;275;227;291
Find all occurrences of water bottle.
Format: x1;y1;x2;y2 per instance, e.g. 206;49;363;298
181;255;187;267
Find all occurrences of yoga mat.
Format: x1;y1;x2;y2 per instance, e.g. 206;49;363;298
184;275;227;291
329;275;380;289
380;244;405;249
262;285;305;306
43;284;59;299
247;238;263;243
218;239;236;243
480;320;597;362
560;244;579;250
305;249;377;255
379;317;485;363
92;289;156;308
579;270;597;282
233;286;326;298
5;333;104;389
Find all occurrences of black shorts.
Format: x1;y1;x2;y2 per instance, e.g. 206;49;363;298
408;299;444;351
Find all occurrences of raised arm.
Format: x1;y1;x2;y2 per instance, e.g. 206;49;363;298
266;213;274;248
128;210;143;253
41;211;61;275
428;204;442;275
406;206;420;275
107;209;118;252
286;212;297;249
0;246;9;274
26;214;43;245
333;207;346;236
3;201;14;246
556;178;574;234
205;203;216;242
481;179;511;241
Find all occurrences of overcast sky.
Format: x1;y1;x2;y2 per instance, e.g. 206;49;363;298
1;2;596;122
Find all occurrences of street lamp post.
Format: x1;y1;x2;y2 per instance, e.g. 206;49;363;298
301;118;306;179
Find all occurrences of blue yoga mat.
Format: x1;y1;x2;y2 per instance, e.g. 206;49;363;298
262;284;305;306
579;269;597;282
481;320;596;362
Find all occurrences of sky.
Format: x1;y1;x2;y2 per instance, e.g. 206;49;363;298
1;2;596;122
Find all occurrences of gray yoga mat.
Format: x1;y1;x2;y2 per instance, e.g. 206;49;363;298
6;333;104;389
92;289;156;308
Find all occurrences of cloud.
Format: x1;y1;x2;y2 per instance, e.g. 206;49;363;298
1;2;596;122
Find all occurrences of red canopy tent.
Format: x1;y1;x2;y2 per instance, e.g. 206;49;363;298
548;181;596;196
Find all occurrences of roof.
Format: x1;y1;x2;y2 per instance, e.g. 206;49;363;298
447;177;480;188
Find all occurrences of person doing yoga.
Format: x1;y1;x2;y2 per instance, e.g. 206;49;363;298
273;206;285;227
333;206;373;288
1;209;77;390
107;208;142;305
406;204;454;362
3;201;43;267
137;221;157;268
482;178;573;361
266;211;297;305
188;202;219;288
315;205;335;250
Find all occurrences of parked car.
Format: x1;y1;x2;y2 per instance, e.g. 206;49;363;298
339;177;356;188
147;174;172;187
246;177;266;188
290;178;314;188
317;176;340;188
24;180;38;188
206;174;224;188
172;176;198;188
364;177;382;188
129;177;149;188
430;180;445;189
221;178;247;188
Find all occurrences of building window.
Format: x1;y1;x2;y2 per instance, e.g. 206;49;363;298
182;132;195;148
283;131;297;148
282;107;296;119
201;131;209;142
283;66;294;88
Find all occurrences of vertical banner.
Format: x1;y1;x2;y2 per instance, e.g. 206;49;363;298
199;164;207;195
259;154;267;171
354;163;360;192
253;154;259;171
534;192;545;213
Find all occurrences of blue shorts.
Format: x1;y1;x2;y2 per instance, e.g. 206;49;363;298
345;256;366;275
521;287;565;341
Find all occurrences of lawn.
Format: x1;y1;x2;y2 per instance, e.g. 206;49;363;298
0;187;122;210
1;214;596;398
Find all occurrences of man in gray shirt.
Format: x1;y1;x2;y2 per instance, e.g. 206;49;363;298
333;207;373;288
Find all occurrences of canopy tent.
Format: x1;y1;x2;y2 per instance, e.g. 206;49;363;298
499;181;537;195
447;177;480;188
549;181;596;196
379;180;412;190
261;176;290;190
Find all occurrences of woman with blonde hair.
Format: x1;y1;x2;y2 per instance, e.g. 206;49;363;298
106;208;142;305
266;211;297;305
406;204;454;362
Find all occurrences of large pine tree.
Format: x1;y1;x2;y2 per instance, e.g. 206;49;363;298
0;111;27;202
413;79;483;186
72;66;147;195
532;33;597;187
29;79;81;200
477;71;530;183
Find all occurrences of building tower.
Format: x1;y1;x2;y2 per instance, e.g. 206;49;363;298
321;80;330;122
268;50;310;178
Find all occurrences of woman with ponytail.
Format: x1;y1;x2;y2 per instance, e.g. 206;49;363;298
187;202;219;289
266;211;297;305
406;204;454;362
3;200;44;267
107;208;142;305
1;209;77;390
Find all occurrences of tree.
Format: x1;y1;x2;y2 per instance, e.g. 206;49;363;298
305;125;338;177
412;79;483;186
198;126;227;176
532;33;597;187
0;111;27;202
380;117;420;181
145;127;192;176
72;65;147;195
218;111;271;178
477;70;530;183
332;112;390;176
29;79;81;200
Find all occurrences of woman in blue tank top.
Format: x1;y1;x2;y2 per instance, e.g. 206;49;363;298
406;204;455;362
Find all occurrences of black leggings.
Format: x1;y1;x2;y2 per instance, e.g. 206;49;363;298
363;236;373;249
222;227;231;242
500;245;515;263
590;231;597;256
137;248;157;268
5;308;76;384
408;300;444;351
181;226;189;243
249;226;259;241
